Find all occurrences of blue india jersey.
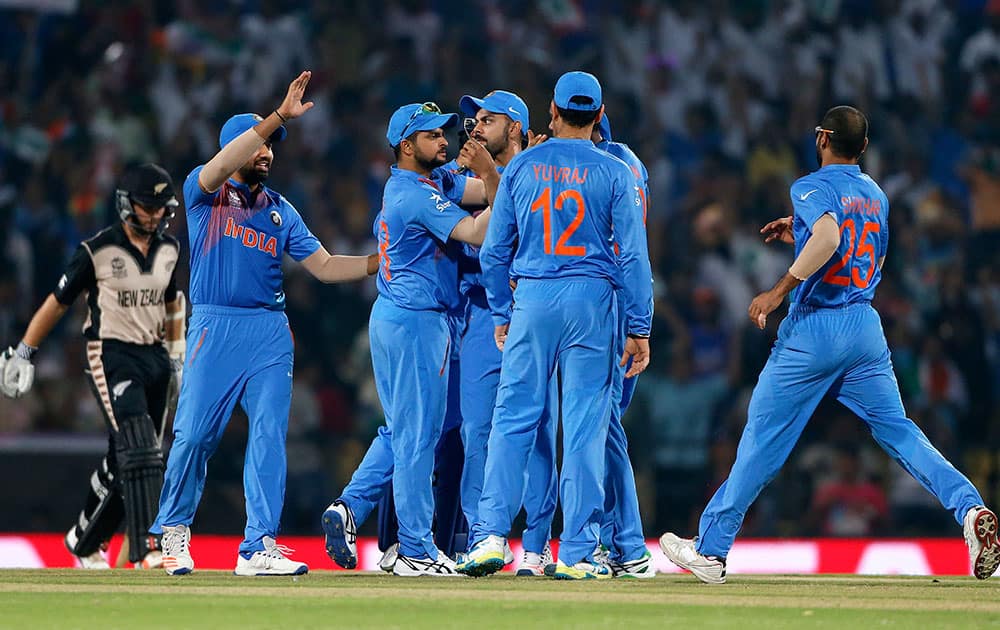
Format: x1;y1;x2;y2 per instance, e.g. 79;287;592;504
183;165;321;310
481;137;653;335
789;163;889;307
374;164;470;311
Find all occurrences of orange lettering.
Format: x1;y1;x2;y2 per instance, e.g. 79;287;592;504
243;229;258;248
261;236;278;257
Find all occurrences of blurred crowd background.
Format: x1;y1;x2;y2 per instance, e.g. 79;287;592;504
1;0;1000;541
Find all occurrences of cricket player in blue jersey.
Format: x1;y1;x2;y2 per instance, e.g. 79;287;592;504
450;90;559;576
459;71;653;580
661;106;1000;584
528;112;655;578
150;72;379;576
323;101;499;577
590;113;655;578
374;307;467;569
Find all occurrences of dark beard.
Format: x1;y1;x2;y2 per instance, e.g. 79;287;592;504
415;153;446;171
238;163;269;187
479;121;511;158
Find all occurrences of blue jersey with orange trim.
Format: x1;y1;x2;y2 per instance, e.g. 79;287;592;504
480;137;653;335
374;164;470;311
789;163;889;307
183;165;320;310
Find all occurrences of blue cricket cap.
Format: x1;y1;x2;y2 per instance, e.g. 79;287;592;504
219;113;287;149
553;71;602;111
597;113;613;142
386;102;459;147
459;90;530;137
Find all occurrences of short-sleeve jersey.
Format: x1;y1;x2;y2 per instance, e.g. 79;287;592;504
183;165;321;310
789;163;890;307
54;223;180;345
374;164;471;311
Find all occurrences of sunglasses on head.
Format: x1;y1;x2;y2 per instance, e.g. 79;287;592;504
815;126;836;137
400;102;443;140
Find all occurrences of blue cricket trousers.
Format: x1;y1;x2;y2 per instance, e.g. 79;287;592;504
377;307;467;558
152;305;294;554
472;278;616;565
459;288;558;554
601;290;646;563
340;297;451;560
698;302;984;558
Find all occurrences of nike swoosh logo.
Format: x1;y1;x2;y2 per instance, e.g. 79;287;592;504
799;189;819;201
508;107;519;115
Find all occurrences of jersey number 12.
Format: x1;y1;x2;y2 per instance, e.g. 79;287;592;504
531;187;586;256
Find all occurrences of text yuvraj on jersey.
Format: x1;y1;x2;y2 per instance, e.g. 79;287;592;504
223;216;279;257
532;165;588;184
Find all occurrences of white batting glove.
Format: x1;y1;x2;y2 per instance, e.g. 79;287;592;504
1;345;36;398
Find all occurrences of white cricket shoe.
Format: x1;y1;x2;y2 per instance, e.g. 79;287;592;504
161;524;194;575
456;535;506;577
516;542;553;576
322;500;357;569
964;506;1000;579
379;543;399;573
393;550;463;577
234;536;308;576
608;550;657;579
659;532;726;584
64;527;110;570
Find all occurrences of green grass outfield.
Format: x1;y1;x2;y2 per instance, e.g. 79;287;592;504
2;570;999;629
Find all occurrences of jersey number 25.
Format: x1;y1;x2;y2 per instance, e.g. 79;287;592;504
822;218;880;289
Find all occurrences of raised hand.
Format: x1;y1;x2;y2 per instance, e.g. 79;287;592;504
527;130;548;148
760;216;794;245
276;71;315;121
458;138;496;178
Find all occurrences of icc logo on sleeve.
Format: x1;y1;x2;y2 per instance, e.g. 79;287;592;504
111;257;127;279
270;210;282;227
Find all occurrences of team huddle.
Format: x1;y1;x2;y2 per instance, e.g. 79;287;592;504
2;70;998;582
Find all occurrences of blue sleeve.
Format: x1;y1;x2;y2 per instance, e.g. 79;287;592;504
880;193;890;259
611;167;653;336
480;170;518;326
414;183;468;242
183;166;216;216
790;179;837;229
283;201;322;261
436;167;470;204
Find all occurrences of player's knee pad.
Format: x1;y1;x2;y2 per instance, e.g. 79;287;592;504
114;414;165;562
69;456;125;556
